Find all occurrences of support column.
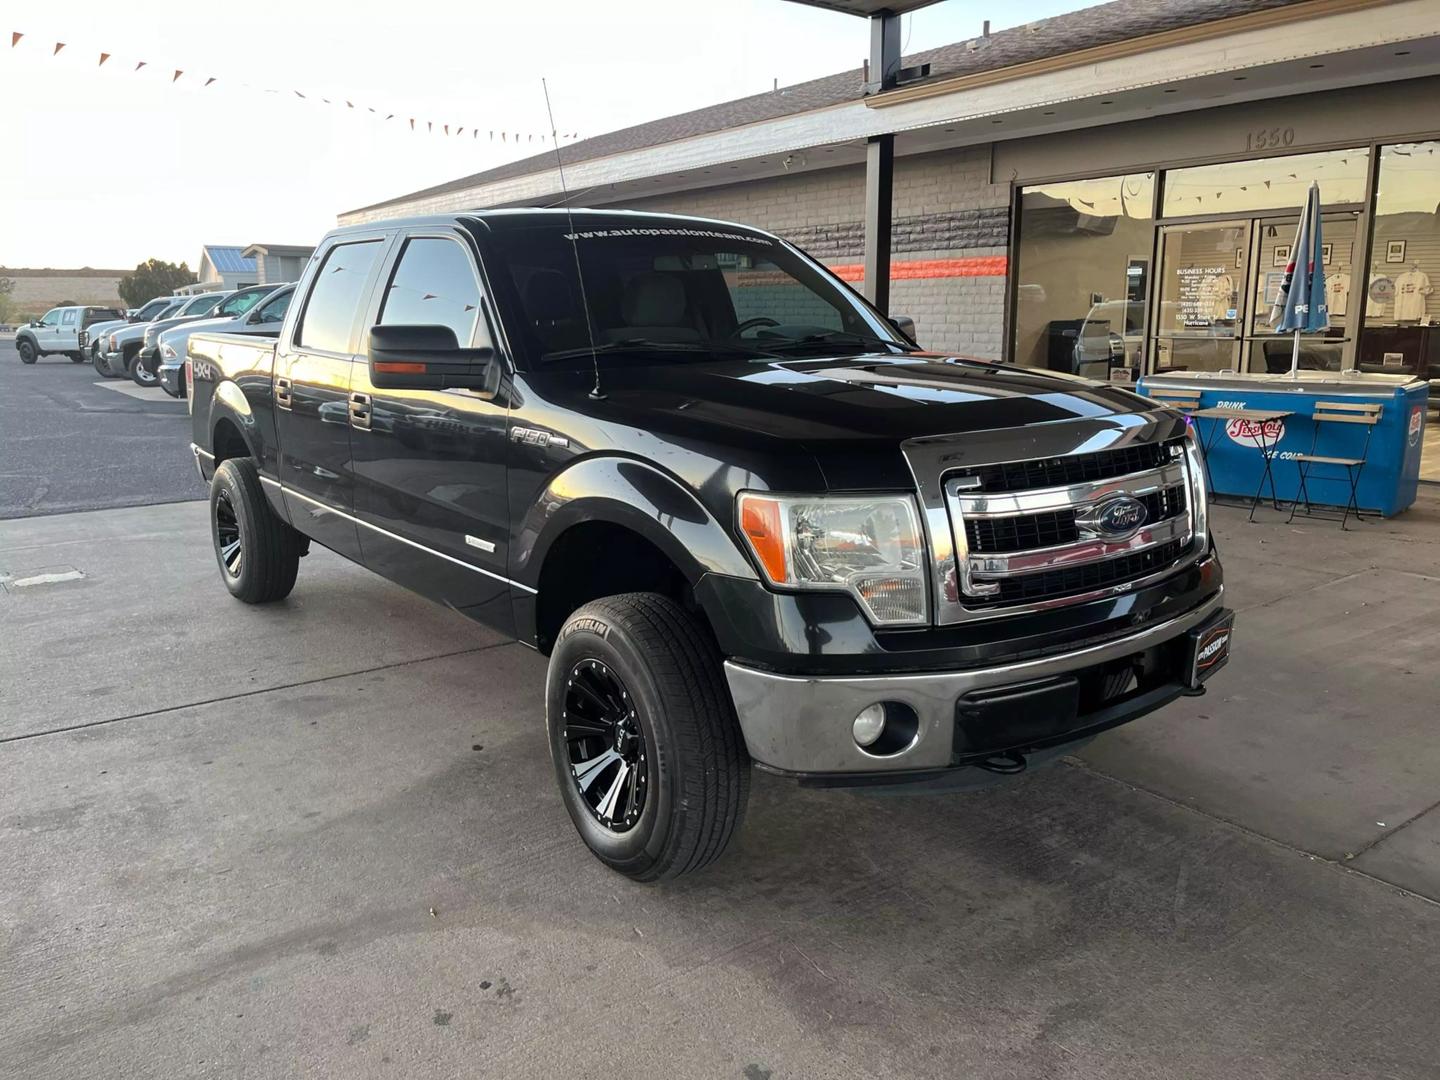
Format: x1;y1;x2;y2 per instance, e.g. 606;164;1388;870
863;134;894;314
861;11;900;314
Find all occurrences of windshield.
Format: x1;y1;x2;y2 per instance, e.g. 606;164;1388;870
487;223;909;369
214;287;270;318
180;294;225;316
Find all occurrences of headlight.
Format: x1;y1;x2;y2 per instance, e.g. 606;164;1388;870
160;342;178;359
738;492;928;626
1182;429;1209;550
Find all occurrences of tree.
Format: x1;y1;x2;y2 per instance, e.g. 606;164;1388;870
119;259;198;307
0;277;19;325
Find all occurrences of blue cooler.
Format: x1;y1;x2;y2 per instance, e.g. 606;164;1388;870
1137;372;1428;517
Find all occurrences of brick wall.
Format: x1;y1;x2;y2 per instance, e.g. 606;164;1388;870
0;269;126;318
601;145;1011;358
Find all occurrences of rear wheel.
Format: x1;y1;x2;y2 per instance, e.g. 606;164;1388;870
17;339;37;364
69;352;85;363
210;457;303;603
546;593;749;882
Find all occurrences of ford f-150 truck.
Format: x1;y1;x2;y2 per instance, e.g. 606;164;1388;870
187;209;1232;882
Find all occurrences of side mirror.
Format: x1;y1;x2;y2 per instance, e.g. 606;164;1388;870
889;314;917;344
367;323;497;393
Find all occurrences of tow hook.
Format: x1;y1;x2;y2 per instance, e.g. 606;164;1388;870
973;750;1027;775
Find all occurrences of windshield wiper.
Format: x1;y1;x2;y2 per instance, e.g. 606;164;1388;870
760;329;911;354
539;338;783;364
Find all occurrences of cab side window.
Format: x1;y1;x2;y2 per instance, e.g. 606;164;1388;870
295;240;384;354
39;309;61;327
377;237;485;347
60;309;78;327
253;290;293;324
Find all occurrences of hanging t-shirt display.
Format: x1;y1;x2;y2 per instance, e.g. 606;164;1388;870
1325;271;1351;317
1368;273;1393;319
1392;270;1434;321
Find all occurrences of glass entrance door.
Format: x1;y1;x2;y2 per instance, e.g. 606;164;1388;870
1151;221;1249;373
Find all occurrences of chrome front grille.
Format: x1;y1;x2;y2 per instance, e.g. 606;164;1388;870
949;440;1198;611
900;414;1206;626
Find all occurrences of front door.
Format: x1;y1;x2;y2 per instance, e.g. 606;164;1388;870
273;236;388;563
33;309;62;352
350;231;514;632
1151;221;1250;374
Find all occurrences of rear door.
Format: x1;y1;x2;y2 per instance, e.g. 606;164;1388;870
273;235;389;563
350;228;515;631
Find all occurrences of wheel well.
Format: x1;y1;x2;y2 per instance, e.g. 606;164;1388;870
535;523;693;654
212;417;248;466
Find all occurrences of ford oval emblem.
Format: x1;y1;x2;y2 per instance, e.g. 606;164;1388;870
1095;495;1148;538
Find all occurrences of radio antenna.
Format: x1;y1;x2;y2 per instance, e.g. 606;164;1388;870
542;77;604;400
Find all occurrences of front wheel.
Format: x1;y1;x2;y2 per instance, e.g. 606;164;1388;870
130;352;158;387
547;593;749;882
17;339;37;364
210;458;303;603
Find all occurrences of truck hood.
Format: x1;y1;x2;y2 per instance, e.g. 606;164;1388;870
530;353;1157;490
551;353;1151;440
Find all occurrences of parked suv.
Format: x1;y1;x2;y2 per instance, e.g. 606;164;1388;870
187;210;1232;882
15;305;125;364
157;283;295;397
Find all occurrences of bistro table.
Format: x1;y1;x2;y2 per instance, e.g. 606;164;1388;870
1189;405;1293;520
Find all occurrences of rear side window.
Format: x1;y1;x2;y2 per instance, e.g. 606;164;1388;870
377;236;482;347
296;240;384;354
60;309;78;326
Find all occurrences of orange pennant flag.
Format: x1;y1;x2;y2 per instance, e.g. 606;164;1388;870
408;118;415;130
98;52;110;66
10;32;22;47
443;124;450;136
135;60;147;71
172;69;183;82
53;41;65;55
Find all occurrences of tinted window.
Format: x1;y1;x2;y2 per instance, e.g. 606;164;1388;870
296;241;383;353
253;289;293;324
181;294;225;316
378;237;482;346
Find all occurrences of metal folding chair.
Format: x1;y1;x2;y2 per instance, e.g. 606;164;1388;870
1287;400;1382;530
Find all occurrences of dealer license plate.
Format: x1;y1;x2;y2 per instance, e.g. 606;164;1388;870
1186;609;1234;687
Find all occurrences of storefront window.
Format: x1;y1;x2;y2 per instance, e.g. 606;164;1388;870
1161;148;1368;217
1360;141;1439;479
1012;173;1155;381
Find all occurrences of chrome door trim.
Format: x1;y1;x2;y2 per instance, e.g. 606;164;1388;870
278;484;536;594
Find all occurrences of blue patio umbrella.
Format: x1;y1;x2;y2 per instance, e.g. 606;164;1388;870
1268;181;1329;376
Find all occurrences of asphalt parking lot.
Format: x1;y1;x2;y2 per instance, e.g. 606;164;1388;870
0;335;203;518
3;341;1440;1078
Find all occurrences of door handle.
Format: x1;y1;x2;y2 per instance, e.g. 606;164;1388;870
349;391;372;431
275;376;293;409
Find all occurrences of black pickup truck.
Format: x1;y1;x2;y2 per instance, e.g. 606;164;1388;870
187;209;1232;881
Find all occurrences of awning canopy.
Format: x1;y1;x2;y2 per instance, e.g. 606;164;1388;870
781;0;944;15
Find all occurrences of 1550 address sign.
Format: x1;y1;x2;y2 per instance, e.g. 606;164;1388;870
1245;127;1297;152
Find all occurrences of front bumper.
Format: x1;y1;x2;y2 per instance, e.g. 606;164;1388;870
724;588;1227;779
100;350;125;375
158;360;184;397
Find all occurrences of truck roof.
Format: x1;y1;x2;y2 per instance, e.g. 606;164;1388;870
327;207;780;242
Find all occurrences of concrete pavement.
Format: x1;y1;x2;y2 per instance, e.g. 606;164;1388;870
3;494;1439;1079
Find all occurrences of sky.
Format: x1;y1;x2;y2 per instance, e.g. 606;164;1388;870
1;0;1084;271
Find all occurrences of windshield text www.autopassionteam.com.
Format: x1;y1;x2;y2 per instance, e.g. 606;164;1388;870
560;227;774;245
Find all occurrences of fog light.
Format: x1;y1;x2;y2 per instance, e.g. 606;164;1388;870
852;703;887;748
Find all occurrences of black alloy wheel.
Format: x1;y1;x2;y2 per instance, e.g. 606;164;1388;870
563;658;649;832
213;488;243;578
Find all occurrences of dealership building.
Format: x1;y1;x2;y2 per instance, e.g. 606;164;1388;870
343;0;1439;419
